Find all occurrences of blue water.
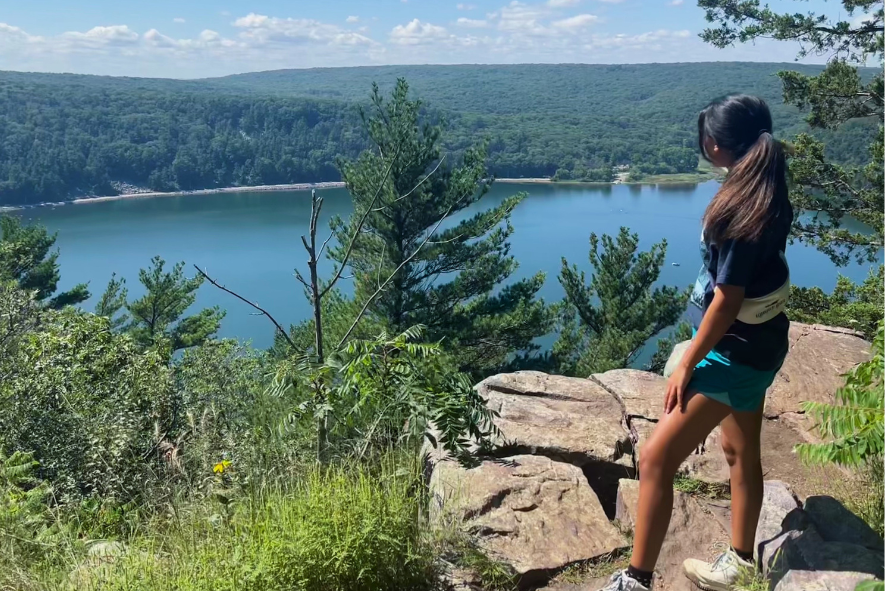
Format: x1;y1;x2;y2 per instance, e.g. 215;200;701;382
22;181;877;351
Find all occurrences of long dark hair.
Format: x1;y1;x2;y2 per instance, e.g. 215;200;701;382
698;94;790;244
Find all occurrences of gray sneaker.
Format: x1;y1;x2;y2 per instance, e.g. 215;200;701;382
682;547;754;591
599;570;652;591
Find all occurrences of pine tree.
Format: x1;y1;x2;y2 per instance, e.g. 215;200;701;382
700;0;884;266
331;79;551;375
94;272;129;331
123;256;224;353
554;227;688;376
0;216;89;308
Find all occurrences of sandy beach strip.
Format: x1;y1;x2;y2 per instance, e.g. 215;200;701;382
70;181;348;206
1;178;555;212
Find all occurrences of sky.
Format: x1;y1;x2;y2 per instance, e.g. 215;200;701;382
0;0;860;79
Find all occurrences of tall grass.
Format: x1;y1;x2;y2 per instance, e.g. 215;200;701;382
6;458;438;591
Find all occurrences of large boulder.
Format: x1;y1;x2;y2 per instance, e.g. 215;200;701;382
773;570;878;591
594;369;730;483
755;483;884;587
478;372;631;466
765;324;869;422
755;481;801;564
768;527;884;587
592;369;665;419
804;495;885;553
615;479;731;591
430;454;628;585
662;324;869;426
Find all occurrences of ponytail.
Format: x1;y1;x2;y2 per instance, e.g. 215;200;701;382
703;130;789;244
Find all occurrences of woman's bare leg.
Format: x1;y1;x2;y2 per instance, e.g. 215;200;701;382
719;402;765;555
629;391;732;572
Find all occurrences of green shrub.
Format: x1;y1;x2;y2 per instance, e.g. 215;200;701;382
796;321;884;468
73;459;436;591
0;305;173;504
787;266;884;341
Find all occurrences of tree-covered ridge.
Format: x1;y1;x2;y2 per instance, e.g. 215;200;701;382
0;62;880;205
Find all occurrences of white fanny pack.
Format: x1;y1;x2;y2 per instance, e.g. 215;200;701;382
734;251;790;325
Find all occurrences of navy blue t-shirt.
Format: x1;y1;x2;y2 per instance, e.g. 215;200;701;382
688;213;792;372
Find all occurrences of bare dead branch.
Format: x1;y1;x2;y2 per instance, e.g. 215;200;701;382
194;265;296;350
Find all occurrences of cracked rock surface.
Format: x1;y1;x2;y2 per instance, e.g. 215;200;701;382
430;323;877;590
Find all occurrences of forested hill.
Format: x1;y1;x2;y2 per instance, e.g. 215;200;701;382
0;62;879;206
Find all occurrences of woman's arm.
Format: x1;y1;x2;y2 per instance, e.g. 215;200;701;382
665;284;745;414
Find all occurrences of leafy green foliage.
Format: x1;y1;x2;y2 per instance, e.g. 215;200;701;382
786;265;884;340
700;0;884;265
796;321;884;468
94;272;129;330
554;227;689;376
0;296;174;504
0;451;54;565
122;256;225;353
332;79;551;375
273;327;499;464
1;62;879;206
171;340;306;486
63;460;437;591
0;216;88;308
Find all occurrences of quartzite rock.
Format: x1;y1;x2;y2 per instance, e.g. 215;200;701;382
478;372;631;465
592;369;666;419
430;454;628;584
768;527;885;587
615;479;731;591
773;570;878;591
766;324;870;420
804;495;885;552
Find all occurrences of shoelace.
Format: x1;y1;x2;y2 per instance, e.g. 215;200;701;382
605;571;639;591
710;552;734;573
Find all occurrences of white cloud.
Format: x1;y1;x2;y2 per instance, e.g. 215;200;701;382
456;17;489;28
143;29;179;48
552;14;598;29
596;0;625;3
234;13;376;47
0;23;41;44
173;17;186;24
220;10;230;17
547;0;579;6
390;19;449;44
0;5;827;78
346;16;360;23
456;3;477;9
669;0;684;5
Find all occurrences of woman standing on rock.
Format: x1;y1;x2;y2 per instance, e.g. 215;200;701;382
600;95;792;591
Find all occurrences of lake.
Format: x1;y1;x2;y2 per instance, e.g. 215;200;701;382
21;181;878;351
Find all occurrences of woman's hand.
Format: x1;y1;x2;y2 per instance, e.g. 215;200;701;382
665;363;694;414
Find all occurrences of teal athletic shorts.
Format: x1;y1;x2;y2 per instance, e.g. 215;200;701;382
685;331;783;412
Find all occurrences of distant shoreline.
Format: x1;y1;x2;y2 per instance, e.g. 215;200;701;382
2;174;718;212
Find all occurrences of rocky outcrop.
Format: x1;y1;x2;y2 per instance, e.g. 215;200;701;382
592;369;730;483
430;323;880;590
430;455;628;586
767;324;871;416
665;324;871;443
756;481;884;588
773;570;878;591
478;372;631;466
615;479;732;591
